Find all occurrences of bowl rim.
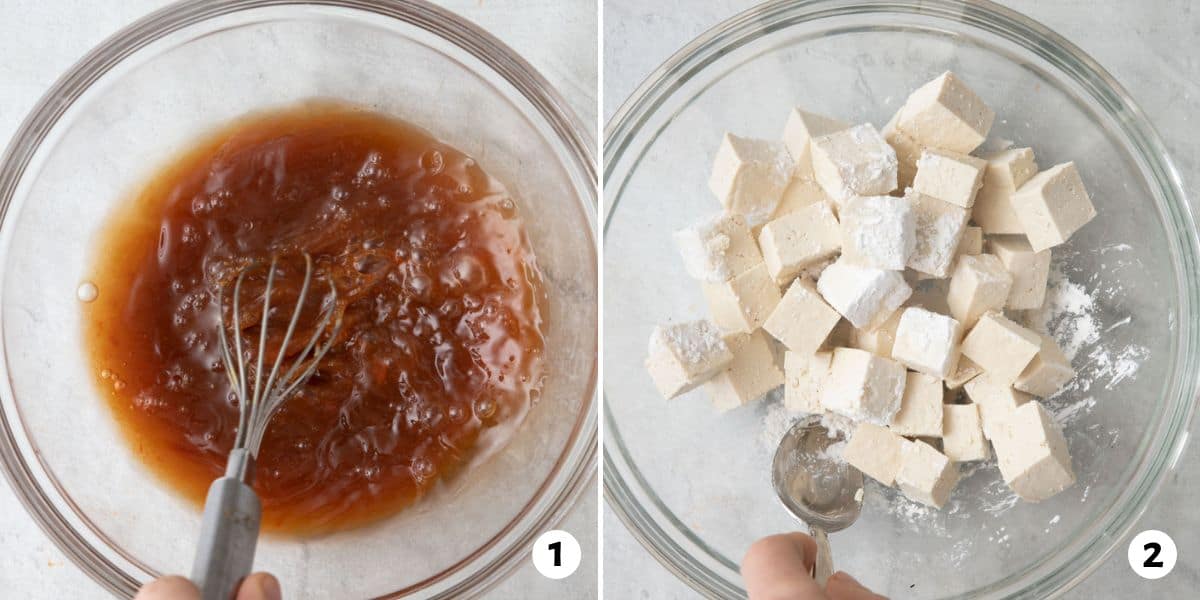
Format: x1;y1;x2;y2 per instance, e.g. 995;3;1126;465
0;0;598;598
602;0;1199;598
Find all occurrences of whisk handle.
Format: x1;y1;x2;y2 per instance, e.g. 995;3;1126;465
191;449;261;600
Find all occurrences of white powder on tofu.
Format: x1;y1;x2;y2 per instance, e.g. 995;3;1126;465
649;320;727;369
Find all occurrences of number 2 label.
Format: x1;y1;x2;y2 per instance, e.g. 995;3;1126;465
1129;530;1176;579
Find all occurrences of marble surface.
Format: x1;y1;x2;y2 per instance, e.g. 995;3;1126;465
0;1;597;598
603;0;1199;598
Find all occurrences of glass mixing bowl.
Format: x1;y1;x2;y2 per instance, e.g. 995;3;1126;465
0;1;596;598
603;1;1197;598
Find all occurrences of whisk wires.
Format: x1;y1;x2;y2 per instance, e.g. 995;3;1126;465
216;252;343;458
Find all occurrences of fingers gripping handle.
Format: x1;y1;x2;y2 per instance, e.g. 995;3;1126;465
192;449;261;600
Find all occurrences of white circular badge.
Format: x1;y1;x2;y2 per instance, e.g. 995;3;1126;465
531;529;581;579
1128;530;1176;579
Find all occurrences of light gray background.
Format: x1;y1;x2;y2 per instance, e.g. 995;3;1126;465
0;0;597;598
603;0;1199;597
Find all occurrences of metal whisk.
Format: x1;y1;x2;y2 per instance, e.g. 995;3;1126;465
191;253;342;600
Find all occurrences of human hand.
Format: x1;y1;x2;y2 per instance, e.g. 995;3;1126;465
742;533;886;600
133;573;281;600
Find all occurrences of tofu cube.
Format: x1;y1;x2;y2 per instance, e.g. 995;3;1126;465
907;190;970;278
843;422;908;486
890;371;944;437
705;330;785;411
946;254;1013;327
810;124;899;204
782;109;851;178
772;177;834;220
987;235;1051;310
784;350;832;414
882;109;926;190
972;148;1038;235
1011;162;1097;252
942;403;989;462
820;347;907;425
963;372;1033;439
896;71;995;154
758;202;841;283
764;279;841;355
944;356;983;390
960;312;1042;383
1014;333;1075;397
991;401;1076;501
709;133;793;225
702;263;782;333
896;440;960;508
891;307;962;378
674;212;762;282
840;195;916;270
849;310;902;358
817;257;912;329
959;226;984;256
912;148;987;208
645;320;734;399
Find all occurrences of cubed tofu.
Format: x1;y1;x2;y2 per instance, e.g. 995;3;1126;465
702;263;782;333
843;422;908;486
896;440;960;508
705;330;785;411
784;350;832;414
758;202;841;283
891;307;963;378
960;312;1042;383
645;320;734;399
782;109;851;178
896;72;995;154
944;356;983;390
1011;162;1097;252
946;254;1013;327
991;401;1075;501
890;371;944;437
942;403;989;462
882;109;926;190
817;257;912;329
820;347;907;425
764;279;841;355
840;195;916;270
959;226;984;256
773;177;834;220
849;309;902;358
963;372;1033;439
987;235;1051;310
709;133;793;225
1014;333;1075;397
674;212;762;282
913;148;987;208
972;148;1038;235
907;190;970;278
810;124;899;204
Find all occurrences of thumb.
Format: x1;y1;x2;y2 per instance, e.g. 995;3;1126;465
825;571;886;600
236;573;282;600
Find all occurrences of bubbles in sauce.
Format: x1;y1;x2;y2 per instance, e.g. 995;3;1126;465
76;281;98;302
83;103;547;533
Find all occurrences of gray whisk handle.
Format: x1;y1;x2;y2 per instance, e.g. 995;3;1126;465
191;450;261;600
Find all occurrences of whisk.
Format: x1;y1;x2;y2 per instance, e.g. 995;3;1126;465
191;253;342;600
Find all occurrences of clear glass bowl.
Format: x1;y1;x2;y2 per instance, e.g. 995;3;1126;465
0;1;596;598
603;1;1197;598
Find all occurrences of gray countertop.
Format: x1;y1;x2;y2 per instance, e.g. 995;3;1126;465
0;1;597;598
602;0;1199;597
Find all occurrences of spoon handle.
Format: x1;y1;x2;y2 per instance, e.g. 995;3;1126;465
810;525;833;587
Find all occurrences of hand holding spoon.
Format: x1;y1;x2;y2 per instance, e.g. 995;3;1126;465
770;416;864;586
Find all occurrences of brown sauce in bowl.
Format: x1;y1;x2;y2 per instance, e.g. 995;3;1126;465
84;103;546;533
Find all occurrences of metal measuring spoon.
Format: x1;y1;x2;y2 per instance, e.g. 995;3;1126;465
771;416;864;587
